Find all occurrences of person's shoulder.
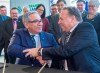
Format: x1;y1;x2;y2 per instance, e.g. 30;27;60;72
2;18;12;24
40;32;53;36
14;28;26;34
78;22;94;29
96;13;100;17
79;22;92;26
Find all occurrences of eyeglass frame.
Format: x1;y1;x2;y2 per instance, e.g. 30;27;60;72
28;19;43;24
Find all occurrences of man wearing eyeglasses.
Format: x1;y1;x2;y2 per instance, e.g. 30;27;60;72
7;11;60;68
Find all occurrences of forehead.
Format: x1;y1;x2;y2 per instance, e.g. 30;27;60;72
23;7;28;11
0;7;6;10
29;13;41;20
38;6;44;9
60;10;69;18
11;9;18;13
88;2;95;5
57;1;65;5
51;5;57;8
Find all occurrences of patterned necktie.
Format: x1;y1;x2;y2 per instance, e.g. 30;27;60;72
61;32;71;46
61;32;71;70
30;35;36;66
13;20;17;31
31;35;36;48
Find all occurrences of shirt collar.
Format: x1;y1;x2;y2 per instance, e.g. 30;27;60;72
29;32;39;37
70;22;79;33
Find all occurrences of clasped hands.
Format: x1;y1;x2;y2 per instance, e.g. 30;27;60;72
23;48;46;65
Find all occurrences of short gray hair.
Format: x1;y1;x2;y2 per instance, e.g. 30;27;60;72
63;7;82;22
22;11;38;23
89;0;100;8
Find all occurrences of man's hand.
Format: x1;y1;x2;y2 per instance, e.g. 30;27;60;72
58;38;61;44
23;48;39;58
36;56;47;65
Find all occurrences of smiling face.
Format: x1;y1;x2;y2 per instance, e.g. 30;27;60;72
57;1;66;13
25;13;43;34
77;2;85;12
88;2;98;14
58;9;76;32
0;7;7;16
36;6;44;16
51;5;58;15
10;9;19;20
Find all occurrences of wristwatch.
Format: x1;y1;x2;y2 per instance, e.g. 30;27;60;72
37;48;42;56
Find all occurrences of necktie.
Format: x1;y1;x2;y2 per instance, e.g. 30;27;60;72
31;35;36;48
61;32;71;46
61;32;71;70
13;20;17;31
29;35;36;66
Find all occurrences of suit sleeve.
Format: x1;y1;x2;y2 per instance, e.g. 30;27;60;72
2;22;12;41
8;30;26;59
42;23;97;60
48;15;60;40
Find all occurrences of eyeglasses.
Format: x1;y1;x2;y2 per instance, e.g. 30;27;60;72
37;9;44;12
28;19;42;24
88;5;96;8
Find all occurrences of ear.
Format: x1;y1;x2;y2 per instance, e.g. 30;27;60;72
71;15;76;22
24;22;29;29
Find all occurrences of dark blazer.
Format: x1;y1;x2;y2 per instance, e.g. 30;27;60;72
48;14;62;42
8;28;58;67
81;10;88;18
2;18;25;51
0;15;10;55
42;22;100;73
83;13;100;46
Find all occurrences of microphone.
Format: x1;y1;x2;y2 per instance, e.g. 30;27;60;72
38;63;47;73
2;59;6;73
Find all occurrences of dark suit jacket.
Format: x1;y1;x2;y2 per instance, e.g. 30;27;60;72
0;15;10;50
2;18;25;52
8;29;58;67
48;14;62;42
42;22;100;73
82;10;88;18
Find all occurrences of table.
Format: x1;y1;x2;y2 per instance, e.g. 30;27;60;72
0;63;86;73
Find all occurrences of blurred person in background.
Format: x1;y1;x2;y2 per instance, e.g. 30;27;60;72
76;0;88;18
47;4;58;22
0;5;9;56
2;7;24;63
36;4;49;32
48;0;67;44
83;0;100;46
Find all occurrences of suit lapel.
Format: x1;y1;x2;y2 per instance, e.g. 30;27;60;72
24;29;34;48
7;19;13;35
39;32;45;47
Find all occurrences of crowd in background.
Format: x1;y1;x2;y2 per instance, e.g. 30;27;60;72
0;0;100;73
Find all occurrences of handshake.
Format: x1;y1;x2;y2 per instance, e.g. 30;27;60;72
23;48;46;65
